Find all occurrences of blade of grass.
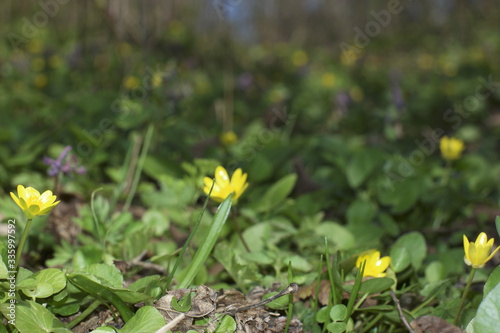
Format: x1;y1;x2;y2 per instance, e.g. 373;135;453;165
90;187;104;250
345;260;365;319
284;261;294;333
123;123;154;213
176;193;233;289
313;254;323;312
165;180;217;289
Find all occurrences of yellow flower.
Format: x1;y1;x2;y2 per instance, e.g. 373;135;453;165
321;73;336;89
49;55;62;69
463;233;500;268
220;131;238;146
203;166;248;204
151;73;162;88
356;250;391;278
291;50;308;67
27;39;43;54
10;185;60;219
123;75;139;90
34;74;48;88
349;86;364;102
440;136;464;161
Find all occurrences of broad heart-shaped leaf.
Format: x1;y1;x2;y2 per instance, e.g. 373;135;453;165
83;263;123;288
471;283;500;332
0;300;71;333
214;315;237;333
120;306;166;333
346;199;377;227
390;245;411;273
20;268;66;299
392;232;427;271
330;304;347;321
315;222;356;250
256;173;297;212
345;148;385;188
326;321;347;333
484;266;500;297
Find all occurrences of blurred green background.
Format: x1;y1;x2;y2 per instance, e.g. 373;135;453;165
1;0;500;208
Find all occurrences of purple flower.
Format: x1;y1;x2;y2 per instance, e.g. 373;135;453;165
237;73;253;91
43;146;86;177
336;91;351;115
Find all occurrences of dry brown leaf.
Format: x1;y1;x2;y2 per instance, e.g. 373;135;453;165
410;316;466;333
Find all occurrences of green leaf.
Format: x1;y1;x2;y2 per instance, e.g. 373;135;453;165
120;306;166;333
390;246;411;273
472;283;500;333
214;314;237;333
315;222;355;250
284;255;313;272
263;292;289;310
177;194;232;289
345;148;384;188
21;268;66;299
214;242;261;292
330;304;347;321
326;321;347;333
359;277;394;294
346;199;377;227
171;291;194;312
0;256;9;280
484;266;500;297
343;277;394;295
356;305;393;312
0;300;72;333
425;261;445;283
83;263;123;288
22;282;53;299
143;209;170;235
89;328;117;333
316;306;330;323
256;174;297;212
496;216;500;238
67;273;134;322
393;232;427;270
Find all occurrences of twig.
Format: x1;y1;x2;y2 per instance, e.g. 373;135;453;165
129;250;167;274
223;283;298;314
390;290;414;333
154;313;186;333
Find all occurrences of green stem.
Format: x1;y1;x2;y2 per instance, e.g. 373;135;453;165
440;159;452;186
66;300;101;329
233;215;251;252
454;267;476;325
360;313;384;333
15;218;33;272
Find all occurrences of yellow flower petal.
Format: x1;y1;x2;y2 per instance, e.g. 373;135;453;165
10;185;59;219
203;166;249;204
215;166;230;187
463;232;498;268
